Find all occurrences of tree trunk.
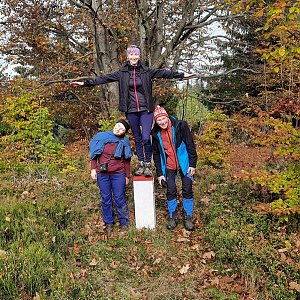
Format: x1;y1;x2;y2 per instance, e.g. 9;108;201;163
88;0;120;114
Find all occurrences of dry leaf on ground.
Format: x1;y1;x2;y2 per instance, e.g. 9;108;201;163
179;264;190;274
289;281;300;292
203;251;215;259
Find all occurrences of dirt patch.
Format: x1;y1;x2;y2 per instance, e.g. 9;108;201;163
229;145;273;177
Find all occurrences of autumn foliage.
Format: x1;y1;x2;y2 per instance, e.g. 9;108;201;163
0;1;299;299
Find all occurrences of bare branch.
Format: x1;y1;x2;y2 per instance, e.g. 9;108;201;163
69;0;89;10
41;51;94;86
186;13;244;30
195;68;261;78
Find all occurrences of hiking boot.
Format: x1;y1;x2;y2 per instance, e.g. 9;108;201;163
167;211;179;230
143;162;152;177
120;224;129;232
184;216;195;231
105;223;113;235
134;161;144;176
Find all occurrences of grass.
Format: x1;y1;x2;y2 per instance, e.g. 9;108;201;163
0;159;299;299
202;176;300;300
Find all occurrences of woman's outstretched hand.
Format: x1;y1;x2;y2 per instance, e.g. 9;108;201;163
183;73;198;78
70;81;84;86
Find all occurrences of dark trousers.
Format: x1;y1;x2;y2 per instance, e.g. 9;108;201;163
166;169;193;200
126;111;153;162
166;169;194;217
97;172;129;226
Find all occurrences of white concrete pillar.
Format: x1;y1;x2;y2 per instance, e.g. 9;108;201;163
133;176;156;229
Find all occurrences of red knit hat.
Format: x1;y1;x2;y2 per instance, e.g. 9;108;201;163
153;105;169;121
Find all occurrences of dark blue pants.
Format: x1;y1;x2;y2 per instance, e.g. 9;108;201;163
126;111;153;162
166;169;194;217
97;172;129;226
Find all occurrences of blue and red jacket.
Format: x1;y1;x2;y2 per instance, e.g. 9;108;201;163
151;116;198;178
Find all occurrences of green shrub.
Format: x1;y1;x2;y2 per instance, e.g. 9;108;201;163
97;110;121;132
1;89;66;178
197;110;232;168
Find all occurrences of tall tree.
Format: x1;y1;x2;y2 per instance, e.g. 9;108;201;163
200;13;263;113
225;0;300;116
0;0;245;136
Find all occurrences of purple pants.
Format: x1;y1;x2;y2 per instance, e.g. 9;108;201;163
97;172;129;226
126;111;153;162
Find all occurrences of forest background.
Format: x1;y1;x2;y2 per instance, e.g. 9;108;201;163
0;0;299;299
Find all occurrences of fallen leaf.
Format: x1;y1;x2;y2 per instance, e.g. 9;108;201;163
182;229;192;237
220;275;234;283
289;281;300;292
78;269;87;278
191;244;200;250
111;260;120;269
144;240;153;244
5;216;10;222
73;245;81;254
280;252;287;262
230;230;238;236
177;237;190;243
203;251;215;260
179;264;190;274
142;268;148;278
208;184;217;192
128;287;142;299
278;248;287;253
210;277;219;286
233;283;243;293
131;246;138;255
0;250;7;259
21;191;29;199
89;258;98;266
252;203;269;213
33;292;41;300
276;270;284;276
153;258;162;265
200;196;210;206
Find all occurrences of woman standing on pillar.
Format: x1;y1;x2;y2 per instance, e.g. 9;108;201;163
71;45;196;176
